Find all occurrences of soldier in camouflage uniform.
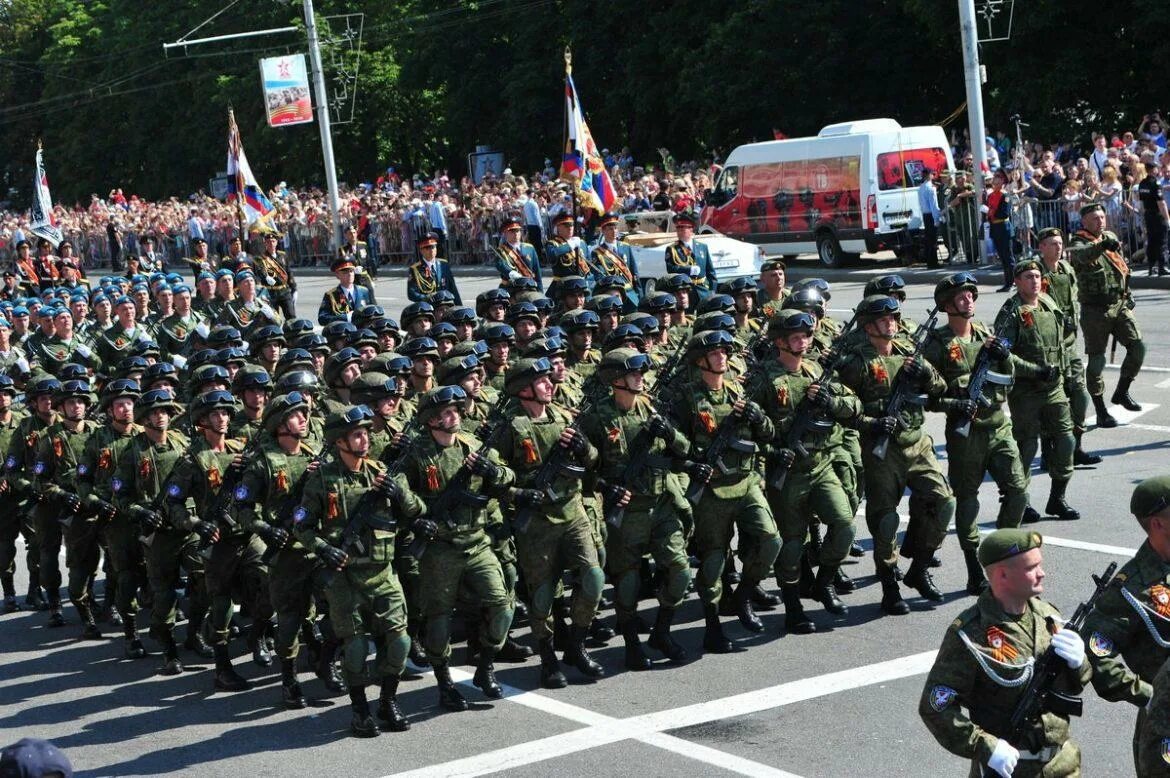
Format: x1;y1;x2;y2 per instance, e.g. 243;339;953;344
164;390;260;691
667;330;777;651
155;284;206;362
837;295;955;616
1036;227;1101;465
993;260;1080;523
32;378;100;631
0;375;28;612
1066;202;1145;427
923;273;1026;596
755;310;860;634
494;358;604;688
1082;475;1170;771
480;323;515;393
560;310;602;381
294;405;424;736
1136;654;1170;777
398;386;516;710
579;348;697;670
920;529;1090;778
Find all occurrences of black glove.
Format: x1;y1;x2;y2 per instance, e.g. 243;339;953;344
1037;364;1060;382
817;350;838;369
774;448;797;469
60;491;82;514
94;499;118;521
377;476;403;503
809;384;834;409
950;398;978;418
738;401;766;426
258;524;290;549
869;416;899;436
226;459;247;481
468;454;501;483
474;422;493;439
902;357;928;381
1101;235;1122;252
600;480;629;505
513;489;546;509
1127;296;1136;311
563;428;589;456
411;517;439;540
647;415;675;440
318;544;348;571
193;521;218;543
683;460;713;483
134;507;165;532
984;337;1011;361
486;522;511;544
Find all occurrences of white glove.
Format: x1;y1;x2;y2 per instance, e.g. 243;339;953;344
568;236;583;249
508;270;521;282
988;738;1019;777
688;265;701;277
980;204;990;214
1051;626;1085;669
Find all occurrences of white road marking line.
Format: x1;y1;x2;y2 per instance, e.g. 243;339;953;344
1030;535;1137;558
1156;377;1170;389
390;652;939;778
1085;402;1159;428
1123;422;1170;434
1108;364;1170;373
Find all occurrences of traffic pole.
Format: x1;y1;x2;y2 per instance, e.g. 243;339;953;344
958;0;989;264
304;0;343;254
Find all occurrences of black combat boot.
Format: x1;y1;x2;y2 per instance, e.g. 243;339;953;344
621;619;652;671
281;658;306;709
2;573;18;613
377;677;410;732
647;606;688;664
849;541;865;558
564;625;604;679
963;549;988;596
248;621;274;667
1045;479;1081;521
538;637;567;689
349;687;380;738
433;662;468;711
732;582;764;632
798;555;817;599
184;614;215;658
833;567;855;593
124;614;147;659
1092;394;1118;428
806;522;825;566
702;603;735;654
552;613;570;651
903;557;944;602
76;602;103;640
473;649;503;699
1111;377;1142;412
588;617;615;643
159;634;184;676
1021;504;1042;524
497;633;534;662
212;644;251;692
406;619;430;668
47;595;65;627
878;565;910;616
814;566;847;616
315;638;347;695
781;585;816;634
25;571;45;610
750;583;780;610
1072;429;1102;465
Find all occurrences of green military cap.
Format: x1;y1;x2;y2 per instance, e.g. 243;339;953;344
323;404;374;444
761;259;786;272
1036;226;1064;243
438;354;484;386
1079;202;1105;217
977;528;1043;567
1131;476;1170;520
1014;258;1043;277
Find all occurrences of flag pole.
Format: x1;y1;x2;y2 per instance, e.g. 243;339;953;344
564;47;579;229
228;108;246;245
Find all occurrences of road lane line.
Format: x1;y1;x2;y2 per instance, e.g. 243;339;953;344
1085;403;1160;428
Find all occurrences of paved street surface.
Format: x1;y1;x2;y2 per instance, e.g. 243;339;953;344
2;261;1168;777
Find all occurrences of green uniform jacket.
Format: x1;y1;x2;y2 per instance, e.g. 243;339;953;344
923;321;1015;430
164;436;246;535
1082;541;1170;707
580;394;690;498
1066;229;1131;306
920;591;1091;764
32;419;99;503
754;360;860;468
77;422;141;513
494;402;597;524
837;340;947;447
993;294;1068;385
1040;260;1081;349
112;430;190;521
668;378;772;499
236;440;317;552
5;412;56;497
155;312;207;360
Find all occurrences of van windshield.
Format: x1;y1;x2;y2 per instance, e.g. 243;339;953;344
876;147;949;191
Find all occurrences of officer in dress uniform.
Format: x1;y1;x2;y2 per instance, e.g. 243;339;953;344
545;212;592;297
253;233;297;321
920;529;1091;777
318;257;373;325
590;212;640;312
664;210;716;302
406;232;462;304
494;217;543;292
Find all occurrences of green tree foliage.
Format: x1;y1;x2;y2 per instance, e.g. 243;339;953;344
2;0;1169;206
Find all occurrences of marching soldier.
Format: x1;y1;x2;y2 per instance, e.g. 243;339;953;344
924;273;1027;594
920;529;1091;778
406;232;462;304
836;295;955;616
494;217;543;292
396;386;516;709
94;296;151;374
253;233;297;320
218;236;252;273
590;212;640;311
0;376;28;612
218;269;282;333
1067;202;1146;427
1082;475;1170;773
663;211;716;302
318;257;374;325
993;260;1080;523
1035;227;1101;466
756;259;787;317
545;212;592;295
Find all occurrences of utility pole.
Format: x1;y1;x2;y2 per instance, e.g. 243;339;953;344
303;0;343;251
958;0;989;264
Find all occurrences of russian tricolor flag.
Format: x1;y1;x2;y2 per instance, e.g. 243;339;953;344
226;109;276;231
560;72;616;215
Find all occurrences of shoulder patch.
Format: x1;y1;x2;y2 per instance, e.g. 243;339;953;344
293;506;308;525
233;484;249;501
77;463;88;476
111;477;123;494
166;483;182;499
33;461;45;475
5;455;16;471
928;685;957;712
1089;632;1114;658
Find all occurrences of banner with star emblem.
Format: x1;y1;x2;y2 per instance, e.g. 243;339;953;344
259;55;313;127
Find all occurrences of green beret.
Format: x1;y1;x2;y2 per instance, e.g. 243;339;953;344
761;259;786;272
1080;202;1105;217
978;528;1044;567
1036;227;1063;243
1131;476;1170;519
1014;258;1043;277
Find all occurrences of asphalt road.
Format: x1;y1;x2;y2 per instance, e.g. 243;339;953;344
2;263;1168;777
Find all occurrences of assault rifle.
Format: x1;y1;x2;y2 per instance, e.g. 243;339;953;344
954;323;1013;438
872;305;940;460
196;436;265;559
983;562;1117;778
258;450;329;566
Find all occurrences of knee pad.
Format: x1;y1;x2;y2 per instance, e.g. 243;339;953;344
423;613;451;654
342;634;369;674
530;580;556;619
875;510;901;543
698;550;726;585
385;630;410;672
1126;339;1147;368
662;564;692;604
613;570;640;610
1087;353;1106;378
758;535;782;566
936;496;956;527
485;606;513;645
578;566;604;604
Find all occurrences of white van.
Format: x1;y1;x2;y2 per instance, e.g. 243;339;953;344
701;118;955;267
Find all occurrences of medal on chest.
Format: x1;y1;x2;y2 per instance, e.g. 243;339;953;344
607;426;621;443
207;466;222;491
870;360;889;384
53;437;64;459
275;470;289;493
140;457;153;480
948;342;964;364
986;626;1019;663
698;409;717;435
326;491;339;520
520;438;539;464
1150;585;1170;618
1021;308;1035;328
426;464;441;492
98;448;112;472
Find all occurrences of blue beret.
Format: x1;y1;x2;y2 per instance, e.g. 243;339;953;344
197;271;215;282
166;273;183;284
172;284;192;295
234;269;255;282
11;306;29;317
215;269;233;279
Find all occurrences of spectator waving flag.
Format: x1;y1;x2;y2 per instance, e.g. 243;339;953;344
30;144;63;248
559;49;616;215
225;108;277;233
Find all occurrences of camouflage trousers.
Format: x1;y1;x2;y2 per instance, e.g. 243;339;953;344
515;513;601;640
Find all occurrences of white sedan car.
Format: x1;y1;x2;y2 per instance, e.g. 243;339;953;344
621;211;764;293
